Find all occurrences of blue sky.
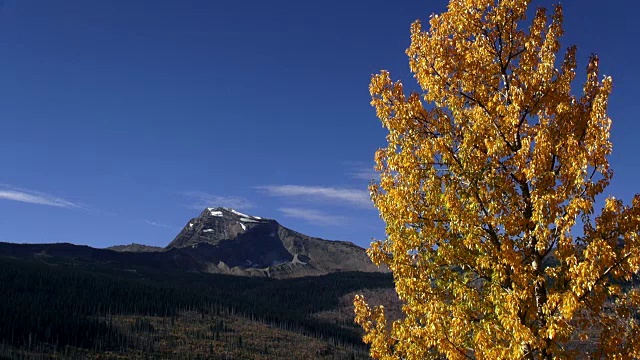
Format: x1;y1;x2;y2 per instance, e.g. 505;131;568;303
0;0;638;249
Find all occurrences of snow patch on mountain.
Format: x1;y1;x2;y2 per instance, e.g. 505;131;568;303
229;209;252;218
292;254;307;265
207;209;223;217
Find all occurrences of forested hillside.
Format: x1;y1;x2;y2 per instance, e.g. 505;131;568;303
0;256;393;359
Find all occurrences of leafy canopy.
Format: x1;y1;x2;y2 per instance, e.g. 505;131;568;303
354;0;640;358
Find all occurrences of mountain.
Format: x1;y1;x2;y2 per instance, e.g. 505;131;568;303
0;207;384;279
166;207;383;278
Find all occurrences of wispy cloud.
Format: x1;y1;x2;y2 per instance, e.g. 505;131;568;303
182;191;254;210
0;185;82;209
144;220;172;229
350;168;379;181
342;161;379;181
256;185;372;208
278;207;347;225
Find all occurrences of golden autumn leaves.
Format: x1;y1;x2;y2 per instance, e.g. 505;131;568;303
355;0;640;358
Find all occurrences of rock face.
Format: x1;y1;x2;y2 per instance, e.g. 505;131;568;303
3;207;385;279
166;207;383;278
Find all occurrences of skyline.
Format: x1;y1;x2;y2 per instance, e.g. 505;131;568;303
1;0;639;249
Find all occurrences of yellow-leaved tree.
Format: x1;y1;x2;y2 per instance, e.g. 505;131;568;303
354;0;640;358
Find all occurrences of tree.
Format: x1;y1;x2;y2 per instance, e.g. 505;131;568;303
354;0;640;358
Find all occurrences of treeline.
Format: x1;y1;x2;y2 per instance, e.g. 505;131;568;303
0;256;392;358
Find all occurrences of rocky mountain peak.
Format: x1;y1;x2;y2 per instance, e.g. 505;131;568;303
199;207;267;222
15;206;386;279
163;207;384;278
167;207;276;250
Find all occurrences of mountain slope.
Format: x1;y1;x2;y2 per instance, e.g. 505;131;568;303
167;207;383;278
0;207;384;279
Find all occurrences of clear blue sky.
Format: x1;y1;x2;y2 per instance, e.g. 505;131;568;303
0;0;638;249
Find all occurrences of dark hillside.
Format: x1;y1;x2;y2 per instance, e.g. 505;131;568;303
0;256;393;359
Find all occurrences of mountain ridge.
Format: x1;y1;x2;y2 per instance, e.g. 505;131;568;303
0;207;384;279
107;243;165;252
166;207;382;277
